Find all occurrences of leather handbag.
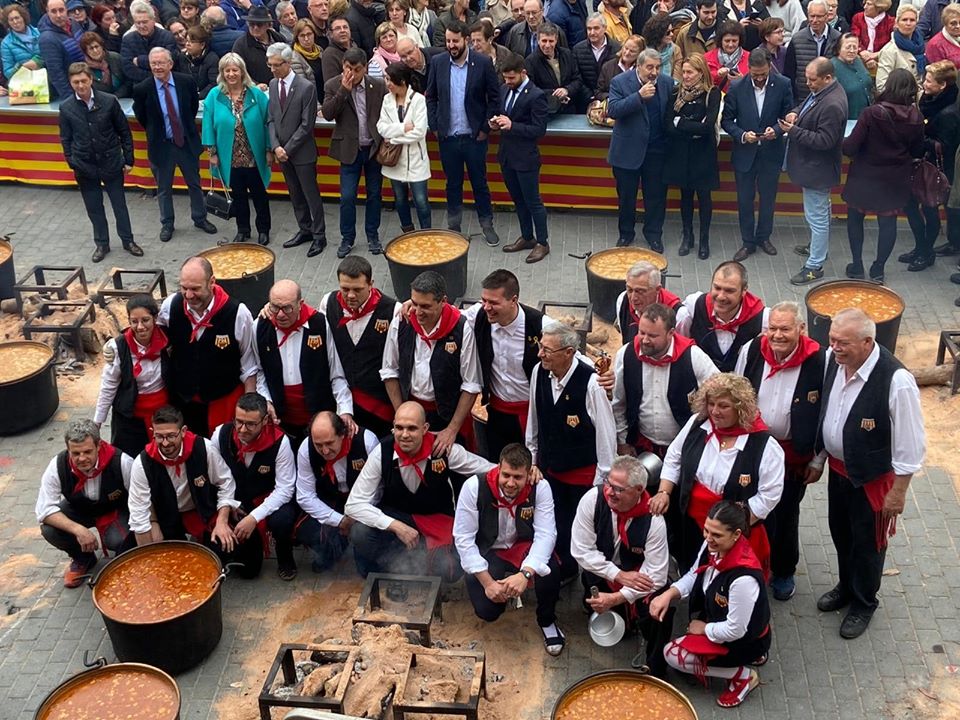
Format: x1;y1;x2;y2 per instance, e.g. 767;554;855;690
911;150;951;208
376;140;402;167
205;173;233;219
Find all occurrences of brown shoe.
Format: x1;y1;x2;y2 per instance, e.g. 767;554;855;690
759;240;778;256
526;244;550;264
503;237;536;253
733;246;754;262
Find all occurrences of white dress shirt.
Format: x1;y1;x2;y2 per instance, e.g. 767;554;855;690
344;439;494;530
673;539;760;644
661;416;785;520
36;452;135;523
614;291;690;334
815;344;925;475
453;474;557;576
319;291;401;346
525;361;617;485
676;292;770;356
612;339;719;445
570;486;670;603
464;303;531;403
379;313;483;400
733;339;805;441
127;438;240;534
296;429;380;528
250;317;353;416
158;294;258;381
211;424;296;523
94;337;166;424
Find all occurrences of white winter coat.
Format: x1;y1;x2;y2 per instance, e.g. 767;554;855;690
376;87;431;183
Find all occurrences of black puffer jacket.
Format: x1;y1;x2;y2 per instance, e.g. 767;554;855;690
572;37;619;98
58;90;134;180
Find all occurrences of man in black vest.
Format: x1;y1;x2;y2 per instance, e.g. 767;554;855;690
345;401;494;577
453;443;564;655
381;271;482;455
735;300;824;602
295;411;380;572
613;260;684;347
612;303;718;461
676;261;768;372
570;455;673;676
462;269;543;462
213;393;299;580
253;279;354;445
158;257;258;437
808;309;925;639
320;257;401;438
36;420;136;587
527;321;616;582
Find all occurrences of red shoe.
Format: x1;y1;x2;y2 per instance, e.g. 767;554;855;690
63;556;96;588
717;668;759;708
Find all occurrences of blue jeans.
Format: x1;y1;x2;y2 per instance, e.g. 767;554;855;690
339;145;382;244
802;187;831;270
390;179;432;229
502;166;548;244
438;135;492;221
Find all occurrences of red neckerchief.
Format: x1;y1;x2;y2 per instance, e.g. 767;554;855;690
395;433;436;482
145;430;197;477
270;301;316;347
603;484;650;549
627;288;683;326
337;288;382;328
123;326;168;378
409;303;461;347
185;284;231;343
633;333;695;367
69;441;117;495
232;422;284;464
485;466;532;518
695;534;763;575
759;335;820;379
705;291;764;333
705;415;769;445
324;437;352;484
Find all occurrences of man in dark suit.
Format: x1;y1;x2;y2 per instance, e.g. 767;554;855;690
321;47;387;259
721;49;794;262
523;22;583;115
606;47;671;251
132;47;217;243
426;19;501;245
267;42;328;258
490;55;550;263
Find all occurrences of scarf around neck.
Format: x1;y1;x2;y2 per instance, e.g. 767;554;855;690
184;284;230;342
69;441;117;495
758;334;819;378
705;414;768;445
717;46;743;69
634;333;695;367
145;430;197;477
894;29;927;76
864;11;886;51
695;533;762;575
395;432;436;481
943;25;960;48
705;291;764;333
294;40;321;60
674;83;705;111
123;326;168;378
337;287;382;327
409;302;461;347
232;422;284;463
270;301;316;347
485;466;533;518
603;484;650;549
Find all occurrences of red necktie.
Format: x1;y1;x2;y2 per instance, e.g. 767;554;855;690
163;81;184;147
279;78;287;109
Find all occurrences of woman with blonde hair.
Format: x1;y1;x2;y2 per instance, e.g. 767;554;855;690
201;53;272;245
595;33;644;100
665;53;721;259
369;22;401;78
651;372;785;578
925;3;960;66
850;0;894;72
876;3;925;91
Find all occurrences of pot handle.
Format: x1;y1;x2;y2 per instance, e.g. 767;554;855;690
83;651;108;669
212;562;247;588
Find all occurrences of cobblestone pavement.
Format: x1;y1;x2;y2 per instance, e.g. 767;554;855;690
1;185;959;720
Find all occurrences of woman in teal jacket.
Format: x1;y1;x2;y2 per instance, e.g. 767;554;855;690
201;52;272;245
1;5;43;80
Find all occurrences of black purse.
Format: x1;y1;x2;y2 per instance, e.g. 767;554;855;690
205;172;233;219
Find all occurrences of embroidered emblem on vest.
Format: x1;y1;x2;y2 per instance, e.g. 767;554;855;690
307;334;323;349
107;489;123;501
739;473;751;487
445;341;458;354
351;459;366;471
431;458;447;474
807;390;819;404
257;465;271;474
861;418;876;431
193;475;207;487
566;415;580;428
714;592;729;608
214;334;230;349
375;319;390;333
519;506;534;521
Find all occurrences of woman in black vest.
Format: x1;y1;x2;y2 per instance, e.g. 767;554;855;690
650;501;771;708
94;295;170;457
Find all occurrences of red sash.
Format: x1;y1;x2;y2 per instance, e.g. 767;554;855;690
282;384;313;427
489;395;530;436
411;513;454;549
776;438;813;471
133;388;170;423
688;482;770;581
633;434;669;458
353;387;395;423
549;464;597;487
828;456;897;551
70;442;123;552
180;509;214;539
494;541;533;569
250;492;272;558
204;384;245;436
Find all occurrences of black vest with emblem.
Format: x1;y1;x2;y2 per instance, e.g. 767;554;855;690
167;293;242;402
623;343;697;445
742;340;825;457
216;424;283;511
814;345;902;487
112;334;171;418
379;437;458;516
474;304;542;404
325;292;396;404
397;314;466;426
56;449;126;517
138;439;218;538
256;313;336;419
306;431;370;514
592;488;652;572
618;294;683;346
475;476;537;556
535;360;598;474
677;425;770;513
688;294;763;372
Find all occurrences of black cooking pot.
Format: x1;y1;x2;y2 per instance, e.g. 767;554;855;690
0;237;15;301
0;341;59;435
553;670;698;720
198;244;275;315
584;248;669;323
384;230;469;303
804;280;904;354
89;541;232;675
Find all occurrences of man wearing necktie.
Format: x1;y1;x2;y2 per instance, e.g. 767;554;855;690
132;47;218;244
490;56;551;263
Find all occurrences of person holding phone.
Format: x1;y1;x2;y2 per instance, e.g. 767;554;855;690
706;20;751;90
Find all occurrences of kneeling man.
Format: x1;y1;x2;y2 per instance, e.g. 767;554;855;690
454;443;564;655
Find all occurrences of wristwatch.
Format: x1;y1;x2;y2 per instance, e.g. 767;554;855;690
521;569;533;580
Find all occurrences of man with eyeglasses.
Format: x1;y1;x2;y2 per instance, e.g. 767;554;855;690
614;260;683;347
783;0;840;102
527;321;616;583
570;454;672;676
506;0;567;57
253;279;354;445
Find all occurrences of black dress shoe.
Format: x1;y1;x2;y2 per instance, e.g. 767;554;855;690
616;237;633;247
232;232;250;243
283;231;312;248
817;586;850;612
839;611;873;639
846;263;865;279
258;232;270;246
897;249;918;264
733;246;754;262
907;254;934;271
934;242;960;256
159;226;174;243
698;244;710;260
194;219;218;234
307;239;326;257
123;241;144;257
759;240;778;255
92;246;109;263
649;239;664;253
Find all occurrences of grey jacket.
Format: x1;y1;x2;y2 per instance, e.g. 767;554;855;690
784;79;849;191
268;73;319;165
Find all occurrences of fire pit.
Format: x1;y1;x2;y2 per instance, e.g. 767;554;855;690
22;299;97;361
12;265;87;315
539;300;593;352
257;643;359;720
393;648;487;720
352;573;442;647
95;268;168;307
